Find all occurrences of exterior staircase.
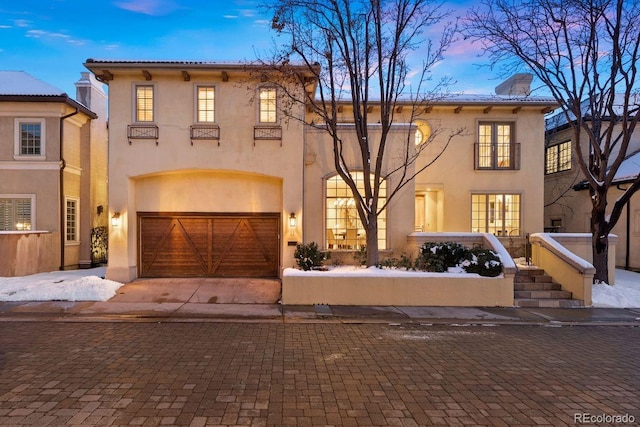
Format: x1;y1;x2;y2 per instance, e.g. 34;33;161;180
514;267;583;308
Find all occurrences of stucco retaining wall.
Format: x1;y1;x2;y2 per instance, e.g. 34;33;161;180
0;232;59;277
282;272;514;306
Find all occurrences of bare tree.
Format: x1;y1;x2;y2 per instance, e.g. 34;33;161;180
464;0;640;283
263;0;458;266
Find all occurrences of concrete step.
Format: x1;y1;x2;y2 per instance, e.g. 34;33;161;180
515;298;584;308
514;282;562;291
515;290;573;299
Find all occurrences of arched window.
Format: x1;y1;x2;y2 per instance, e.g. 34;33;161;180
325;172;386;250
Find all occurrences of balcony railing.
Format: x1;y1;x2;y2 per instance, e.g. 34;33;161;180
254;125;282;146
128;124;159;145
474;143;521;170
190;124;220;146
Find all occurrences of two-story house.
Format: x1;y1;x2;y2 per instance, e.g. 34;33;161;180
544;98;640;270
83;60;556;283
0;71;108;276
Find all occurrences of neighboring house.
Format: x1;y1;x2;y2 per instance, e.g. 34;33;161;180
544;97;640;270
0;71;108;276
83;60;556;282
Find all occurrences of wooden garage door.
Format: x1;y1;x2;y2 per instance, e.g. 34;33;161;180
139;213;280;278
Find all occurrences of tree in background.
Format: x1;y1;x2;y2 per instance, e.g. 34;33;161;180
464;0;640;283
264;0;459;266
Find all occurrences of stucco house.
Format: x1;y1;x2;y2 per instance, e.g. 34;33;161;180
83;60;556;283
544;97;640;270
0;71;108;276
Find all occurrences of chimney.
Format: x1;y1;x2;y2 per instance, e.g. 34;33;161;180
495;73;533;96
75;72;105;110
75;71;107;118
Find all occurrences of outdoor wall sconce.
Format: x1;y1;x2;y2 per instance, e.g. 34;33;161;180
111;212;121;227
289;212;297;228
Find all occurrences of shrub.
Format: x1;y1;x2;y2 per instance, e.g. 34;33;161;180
294;242;329;271
378;254;414;270
414;242;503;276
353;246;367;266
461;248;503;277
415;242;470;272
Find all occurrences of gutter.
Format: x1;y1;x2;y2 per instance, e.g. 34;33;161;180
59;109;80;270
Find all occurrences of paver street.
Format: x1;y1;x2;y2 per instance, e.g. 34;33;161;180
0;322;638;426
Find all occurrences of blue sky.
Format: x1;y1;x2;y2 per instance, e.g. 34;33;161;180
0;0;503;98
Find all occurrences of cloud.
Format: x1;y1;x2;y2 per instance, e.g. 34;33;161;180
224;15;239;19
0;25;11;29
14;19;30;28
114;0;182;16
25;29;86;46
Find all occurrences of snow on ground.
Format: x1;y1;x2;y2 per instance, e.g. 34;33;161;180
0;266;639;307
0;267;123;302
592;269;640;308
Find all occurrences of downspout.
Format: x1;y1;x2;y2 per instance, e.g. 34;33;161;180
617;184;631;270
59;109;80;270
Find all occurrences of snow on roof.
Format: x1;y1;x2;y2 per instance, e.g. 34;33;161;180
0;70;67;96
613;150;640;182
546;93;640;130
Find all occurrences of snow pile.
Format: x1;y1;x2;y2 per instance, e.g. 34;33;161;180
592;269;640;308
0;267;123;302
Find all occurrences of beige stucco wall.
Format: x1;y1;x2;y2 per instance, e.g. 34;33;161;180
282;272;514;306
545;125;640;269
303;104;548;261
303;124;416;256
103;69;306;282
414;107;546;237
1;98;103;274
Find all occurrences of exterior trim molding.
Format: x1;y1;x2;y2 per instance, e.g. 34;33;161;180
0;161;60;170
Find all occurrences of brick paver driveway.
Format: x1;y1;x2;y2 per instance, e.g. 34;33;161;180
0;322;638;426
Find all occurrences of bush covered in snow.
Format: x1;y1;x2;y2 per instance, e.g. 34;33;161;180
460;248;503;277
415;242;503;277
294;242;330;271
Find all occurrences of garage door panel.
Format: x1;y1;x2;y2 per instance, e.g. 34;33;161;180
139;214;279;278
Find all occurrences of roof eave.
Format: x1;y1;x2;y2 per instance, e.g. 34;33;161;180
0;95;97;119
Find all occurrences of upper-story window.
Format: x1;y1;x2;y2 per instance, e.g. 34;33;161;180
0;196;33;231
475;122;519;170
545;140;571;174
135;85;154;122
197;86;215;123
259;88;277;123
14;118;45;159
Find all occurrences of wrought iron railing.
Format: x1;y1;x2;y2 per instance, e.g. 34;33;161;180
190;125;220;145
128;124;159;145
254;125;282;145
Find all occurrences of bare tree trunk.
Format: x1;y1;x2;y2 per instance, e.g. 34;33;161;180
365;212;380;266
591;194;610;284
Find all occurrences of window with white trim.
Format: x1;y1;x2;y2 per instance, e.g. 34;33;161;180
545;140;571;174
14;118;45;159
258;87;277;123
0;196;33;231
325;172;386;250
196;86;215;122
66;198;78;242
135;85;154;122
471;193;521;236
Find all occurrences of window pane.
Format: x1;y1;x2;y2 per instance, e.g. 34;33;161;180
0;198;32;231
496;124;512;168
259;88;277;123
471;193;520;236
136;86;154;122
478;124;492;168
66;199;77;241
197;87;215;122
558;141;571;171
325;173;386;250
20;123;41;155
545;145;559;174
